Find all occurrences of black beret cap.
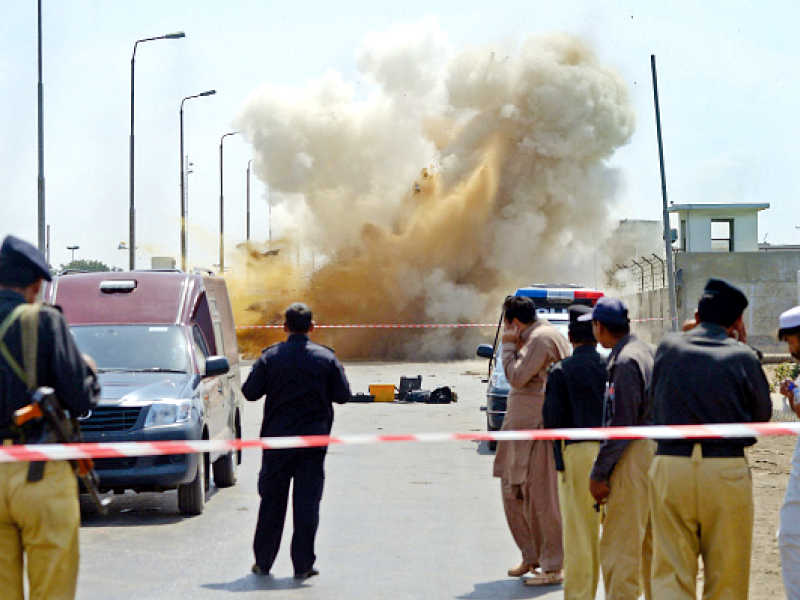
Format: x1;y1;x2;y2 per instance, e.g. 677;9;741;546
0;235;52;285
697;278;748;328
568;304;592;324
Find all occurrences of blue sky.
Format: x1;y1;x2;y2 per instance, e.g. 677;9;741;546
3;0;799;270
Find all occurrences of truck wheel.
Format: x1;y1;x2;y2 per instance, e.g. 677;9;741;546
178;453;206;515
212;451;237;488
487;416;498;452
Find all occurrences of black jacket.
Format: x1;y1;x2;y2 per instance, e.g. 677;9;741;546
652;322;772;457
243;333;351;438
0;290;98;432
543;344;607;439
591;334;654;482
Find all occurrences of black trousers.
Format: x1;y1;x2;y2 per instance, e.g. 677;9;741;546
253;447;326;574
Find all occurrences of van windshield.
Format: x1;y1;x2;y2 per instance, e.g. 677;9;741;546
71;325;190;373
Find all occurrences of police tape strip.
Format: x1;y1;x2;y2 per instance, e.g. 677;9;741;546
1;422;798;463
236;324;497;329
236;319;669;330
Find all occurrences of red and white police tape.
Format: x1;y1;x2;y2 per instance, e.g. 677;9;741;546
236;324;496;329
1;422;798;463
236;319;669;330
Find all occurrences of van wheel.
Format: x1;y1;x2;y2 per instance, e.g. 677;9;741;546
236;413;243;466
212;451;237;488
487;417;498;452
178;453;206;515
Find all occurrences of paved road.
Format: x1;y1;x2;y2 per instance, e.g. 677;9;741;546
76;360;565;600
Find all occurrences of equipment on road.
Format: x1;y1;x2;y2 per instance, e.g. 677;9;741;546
354;377;456;404
398;376;422;399
369;384;396;402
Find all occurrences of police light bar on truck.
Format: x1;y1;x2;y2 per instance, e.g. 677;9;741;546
514;286;604;305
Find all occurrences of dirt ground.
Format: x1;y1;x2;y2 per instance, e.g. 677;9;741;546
749;434;793;599
676;363;795;598
745;363;795;598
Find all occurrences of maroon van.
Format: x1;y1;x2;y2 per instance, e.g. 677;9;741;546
44;270;244;515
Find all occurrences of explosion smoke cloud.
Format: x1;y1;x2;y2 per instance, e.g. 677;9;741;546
232;20;636;359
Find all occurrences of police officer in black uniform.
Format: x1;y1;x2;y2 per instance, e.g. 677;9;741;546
0;235;99;600
649;278;772;600
243;302;351;579
543;304;606;600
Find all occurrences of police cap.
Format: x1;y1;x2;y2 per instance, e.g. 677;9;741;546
697;278;748;328
0;235;52;286
568;304;595;339
578;296;629;327
568;304;592;324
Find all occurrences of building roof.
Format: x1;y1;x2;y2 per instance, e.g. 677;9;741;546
668;203;770;213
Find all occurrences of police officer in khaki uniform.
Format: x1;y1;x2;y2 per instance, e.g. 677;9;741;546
649;279;771;600
543;304;606;600
581;296;655;600
0;235;99;600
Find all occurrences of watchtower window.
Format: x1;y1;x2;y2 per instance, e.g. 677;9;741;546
711;219;733;252
680;219;687;251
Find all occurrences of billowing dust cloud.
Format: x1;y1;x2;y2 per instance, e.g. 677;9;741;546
230;20;636;360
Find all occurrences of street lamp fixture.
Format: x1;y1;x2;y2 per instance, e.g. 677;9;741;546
219;131;239;273
129;31;185;271
67;245;79;262
179;90;216;271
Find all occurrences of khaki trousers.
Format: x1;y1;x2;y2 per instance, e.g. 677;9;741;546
0;460;80;600
600;439;654;600
559;441;601;600
649;444;752;600
501;440;563;571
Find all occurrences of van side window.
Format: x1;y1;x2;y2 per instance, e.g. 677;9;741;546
192;325;209;372
191;292;218;355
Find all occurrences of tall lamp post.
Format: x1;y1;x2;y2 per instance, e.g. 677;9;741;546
246;159;252;242
67;245;79;262
184;156;193;256
179;90;216;271
219;131;238;273
129;31;185;271
37;0;45;253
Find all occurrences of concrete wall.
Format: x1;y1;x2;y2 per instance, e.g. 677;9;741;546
675;251;800;353
619;287;672;346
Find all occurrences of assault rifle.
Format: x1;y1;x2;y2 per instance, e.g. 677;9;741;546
14;387;111;514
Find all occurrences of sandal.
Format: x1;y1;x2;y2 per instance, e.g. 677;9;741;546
523;570;563;586
508;561;539;577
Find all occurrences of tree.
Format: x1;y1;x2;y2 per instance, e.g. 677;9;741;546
57;259;112;274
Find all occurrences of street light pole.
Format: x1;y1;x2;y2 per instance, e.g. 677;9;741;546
179;90;216;271
219;131;239;273
130;31;185;271
67;245;79;262
246;159;252;242
651;55;679;331
185;155;193;257
37;0;45;254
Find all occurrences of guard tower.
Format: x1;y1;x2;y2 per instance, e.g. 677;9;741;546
669;203;769;253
